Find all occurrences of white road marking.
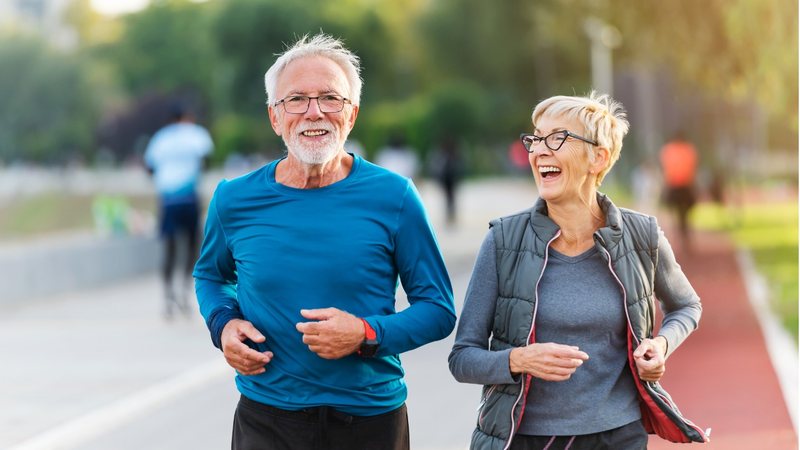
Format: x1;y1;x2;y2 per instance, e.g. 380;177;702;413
10;359;231;450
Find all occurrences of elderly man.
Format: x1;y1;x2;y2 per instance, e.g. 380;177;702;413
193;34;456;450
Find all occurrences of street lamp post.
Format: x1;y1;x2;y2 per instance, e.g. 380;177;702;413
583;17;622;95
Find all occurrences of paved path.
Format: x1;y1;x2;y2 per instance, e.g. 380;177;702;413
648;228;797;449
1;178;796;449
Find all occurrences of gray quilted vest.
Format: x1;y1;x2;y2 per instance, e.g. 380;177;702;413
470;194;708;450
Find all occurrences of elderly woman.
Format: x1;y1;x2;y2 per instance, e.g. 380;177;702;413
449;92;708;450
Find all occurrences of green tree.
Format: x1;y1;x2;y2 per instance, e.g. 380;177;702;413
0;33;98;163
608;0;797;132
212;0;329;116
416;0;594;144
97;0;218;101
50;0;794;171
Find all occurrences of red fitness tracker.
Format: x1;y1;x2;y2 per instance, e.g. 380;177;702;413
358;318;379;357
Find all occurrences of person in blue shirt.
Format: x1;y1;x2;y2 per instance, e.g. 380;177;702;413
193;33;456;450
144;105;212;319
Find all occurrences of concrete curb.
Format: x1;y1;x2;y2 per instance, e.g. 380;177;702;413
0;232;160;305
736;248;799;433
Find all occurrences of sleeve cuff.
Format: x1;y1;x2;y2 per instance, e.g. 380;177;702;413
207;306;244;350
501;349;520;384
656;332;675;358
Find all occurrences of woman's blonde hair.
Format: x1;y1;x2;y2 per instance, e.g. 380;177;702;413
531;91;629;186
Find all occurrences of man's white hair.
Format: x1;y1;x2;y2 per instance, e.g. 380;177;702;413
264;33;363;106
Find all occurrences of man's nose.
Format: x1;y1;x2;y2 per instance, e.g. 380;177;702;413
305;98;325;118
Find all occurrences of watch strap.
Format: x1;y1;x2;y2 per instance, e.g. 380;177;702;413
358;318;379;357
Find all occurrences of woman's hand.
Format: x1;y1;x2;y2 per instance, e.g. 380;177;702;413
509;343;589;381
634;336;668;382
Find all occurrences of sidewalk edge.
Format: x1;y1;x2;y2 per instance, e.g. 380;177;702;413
736;248;799;435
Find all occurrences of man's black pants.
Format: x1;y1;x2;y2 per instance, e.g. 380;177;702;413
232;395;410;450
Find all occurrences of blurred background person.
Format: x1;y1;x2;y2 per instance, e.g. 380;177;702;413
429;135;463;226
344;138;366;157
659;130;698;254
449;92;706;449
507;137;531;174
375;132;419;180
144;104;213;320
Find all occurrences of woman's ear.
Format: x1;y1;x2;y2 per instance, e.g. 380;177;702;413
592;146;611;174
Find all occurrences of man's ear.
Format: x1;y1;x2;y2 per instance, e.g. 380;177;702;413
347;105;359;131
268;106;282;136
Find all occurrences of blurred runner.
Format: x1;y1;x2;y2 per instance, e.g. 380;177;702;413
144;104;213;320
375;132;419;180
659;131;698;253
430;135;463;226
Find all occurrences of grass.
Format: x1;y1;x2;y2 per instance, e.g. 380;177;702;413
0;193;155;240
692;200;798;342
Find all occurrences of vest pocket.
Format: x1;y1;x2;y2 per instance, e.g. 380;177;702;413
476;382;522;439
477;384;496;427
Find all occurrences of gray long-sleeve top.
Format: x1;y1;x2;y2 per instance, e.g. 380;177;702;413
449;228;702;387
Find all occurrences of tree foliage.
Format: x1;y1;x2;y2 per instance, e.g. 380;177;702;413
608;0;797;130
0;0;793;168
95;0;217;100
0;33;98;163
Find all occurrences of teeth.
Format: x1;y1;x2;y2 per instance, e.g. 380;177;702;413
302;130;328;137
539;166;561;174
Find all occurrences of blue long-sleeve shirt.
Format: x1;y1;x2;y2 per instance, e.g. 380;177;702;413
193;154;455;416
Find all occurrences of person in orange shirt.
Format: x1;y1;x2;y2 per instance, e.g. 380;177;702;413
659;131;698;253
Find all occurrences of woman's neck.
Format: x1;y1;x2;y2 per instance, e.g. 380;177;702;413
547;195;605;256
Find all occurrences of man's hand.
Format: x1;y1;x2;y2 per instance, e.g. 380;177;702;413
633;336;668;382
509;343;589;381
295;308;364;359
221;319;273;376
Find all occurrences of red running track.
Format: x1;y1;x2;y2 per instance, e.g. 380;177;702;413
648;229;796;449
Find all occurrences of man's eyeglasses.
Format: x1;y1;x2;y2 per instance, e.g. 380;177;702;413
520;130;598;153
274;94;352;114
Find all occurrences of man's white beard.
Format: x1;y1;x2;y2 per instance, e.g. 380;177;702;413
285;129;343;165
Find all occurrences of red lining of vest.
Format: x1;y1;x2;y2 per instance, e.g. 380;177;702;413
627;330;693;443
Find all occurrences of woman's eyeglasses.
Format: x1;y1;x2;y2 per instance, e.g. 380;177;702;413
520;130;598;152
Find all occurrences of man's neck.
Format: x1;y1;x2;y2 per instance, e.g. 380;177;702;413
276;150;353;189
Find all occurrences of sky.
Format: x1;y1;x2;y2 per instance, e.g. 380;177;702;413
90;0;211;16
90;0;150;16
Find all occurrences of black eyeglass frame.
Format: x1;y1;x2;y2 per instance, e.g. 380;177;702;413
519;130;599;153
273;94;352;114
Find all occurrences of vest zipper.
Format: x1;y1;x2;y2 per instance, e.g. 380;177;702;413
597;245;638;346
598;244;709;442
503;231;560;450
